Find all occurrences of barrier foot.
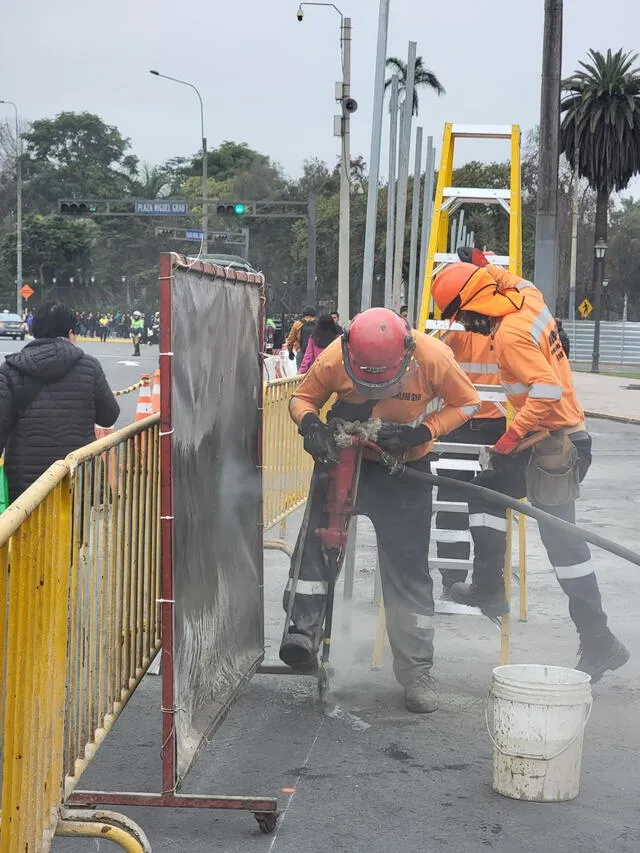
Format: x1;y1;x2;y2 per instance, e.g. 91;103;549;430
58;809;151;853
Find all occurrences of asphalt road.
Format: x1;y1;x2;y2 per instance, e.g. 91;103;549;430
0;337;159;426
51;418;640;853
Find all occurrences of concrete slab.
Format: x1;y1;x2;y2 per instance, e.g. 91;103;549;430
53;419;640;853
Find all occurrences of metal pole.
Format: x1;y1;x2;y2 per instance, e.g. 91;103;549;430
392;41;417;311
407;127;423;328
148;71;207;253
417;136;435;328
533;0;563;311
306;193;317;307
337;16;351;321
243;227;250;261
568;169;579;353
360;0;390;311
1;101;22;315
591;253;603;373
384;75;399;308
622;293;628;365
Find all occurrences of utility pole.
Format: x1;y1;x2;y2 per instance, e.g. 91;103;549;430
337;16;352;321
407;126;423;327
0;100;22;315
533;0;563;312
360;0;390;311
392;41;417;311
306;193;317;307
384;75;399;308
416;136;435;329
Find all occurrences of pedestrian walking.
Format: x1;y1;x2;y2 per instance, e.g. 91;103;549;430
432;254;629;682
0;302;120;503
130;311;144;357
298;314;340;374
286;307;316;369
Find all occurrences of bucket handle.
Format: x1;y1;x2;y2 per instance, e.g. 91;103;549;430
485;690;593;761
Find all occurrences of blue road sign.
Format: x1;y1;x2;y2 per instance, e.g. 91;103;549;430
185;229;204;242
134;200;188;215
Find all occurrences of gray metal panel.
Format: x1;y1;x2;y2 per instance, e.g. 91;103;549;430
566;320;640;365
170;266;263;780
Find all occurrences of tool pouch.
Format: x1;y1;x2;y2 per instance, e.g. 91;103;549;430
525;432;580;506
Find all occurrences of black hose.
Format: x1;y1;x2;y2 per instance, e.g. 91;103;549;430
398;467;640;569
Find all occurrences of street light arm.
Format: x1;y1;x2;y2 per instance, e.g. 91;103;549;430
298;2;344;25
148;70;205;139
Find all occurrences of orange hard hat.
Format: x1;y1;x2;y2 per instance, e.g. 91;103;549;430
342;307;415;391
433;263;524;319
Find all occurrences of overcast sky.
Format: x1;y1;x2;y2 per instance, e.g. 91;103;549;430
2;0;640;185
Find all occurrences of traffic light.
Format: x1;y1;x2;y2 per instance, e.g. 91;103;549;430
216;202;248;216
59;201;98;215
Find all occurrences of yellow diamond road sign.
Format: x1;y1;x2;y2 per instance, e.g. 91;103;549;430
578;298;593;319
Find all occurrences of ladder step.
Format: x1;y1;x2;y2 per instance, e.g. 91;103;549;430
434;599;484;616
433;500;468;513
451;123;513;139
433;441;486;456
443;187;510;200
434;252;510;266
429;558;473;571
431;459;481;473
431;529;472;543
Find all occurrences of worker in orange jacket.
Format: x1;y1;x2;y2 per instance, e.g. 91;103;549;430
435;329;506;596
432;251;629;682
283;308;481;713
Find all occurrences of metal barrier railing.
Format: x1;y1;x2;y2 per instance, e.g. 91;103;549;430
64;417;161;797
262;377;314;531
0;462;72;853
0;415;160;853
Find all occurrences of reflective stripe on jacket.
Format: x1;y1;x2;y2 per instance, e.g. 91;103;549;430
485;266;584;436
289;331;481;462
443;330;503;420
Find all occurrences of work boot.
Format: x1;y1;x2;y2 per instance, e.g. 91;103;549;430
404;672;439;713
450;582;509;617
279;631;317;672
576;636;630;683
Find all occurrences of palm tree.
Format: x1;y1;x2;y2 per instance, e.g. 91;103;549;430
126;163;171;199
560;49;640;295
384;56;445;115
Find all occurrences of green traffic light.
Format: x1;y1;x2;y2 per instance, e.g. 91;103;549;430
234;203;245;215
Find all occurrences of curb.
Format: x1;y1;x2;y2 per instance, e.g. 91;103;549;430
584;410;640;426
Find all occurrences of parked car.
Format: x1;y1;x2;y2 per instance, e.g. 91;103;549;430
0;312;25;340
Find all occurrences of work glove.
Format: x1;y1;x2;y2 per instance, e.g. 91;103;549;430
299;413;340;464
288;348;295;361
457;247;489;267
376;421;432;454
492;426;521;455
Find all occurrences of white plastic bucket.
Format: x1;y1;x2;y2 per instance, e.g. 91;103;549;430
487;664;592;802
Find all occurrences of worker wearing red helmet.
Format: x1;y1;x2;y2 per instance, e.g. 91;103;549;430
431;253;629;682
281;307;481;713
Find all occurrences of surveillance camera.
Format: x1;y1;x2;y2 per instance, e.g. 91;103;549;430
296;8;303;20
344;97;358;114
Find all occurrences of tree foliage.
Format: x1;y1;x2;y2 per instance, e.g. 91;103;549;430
384;56;445;115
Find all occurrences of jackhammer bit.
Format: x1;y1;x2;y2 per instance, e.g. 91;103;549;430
313;438;363;700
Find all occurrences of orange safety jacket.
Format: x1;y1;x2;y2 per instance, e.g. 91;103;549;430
443;330;503;420
485;265;584;437
289;332;481;462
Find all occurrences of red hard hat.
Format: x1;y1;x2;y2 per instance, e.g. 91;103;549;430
342;308;415;390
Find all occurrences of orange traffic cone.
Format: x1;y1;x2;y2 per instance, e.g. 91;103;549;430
135;374;153;421
151;369;161;414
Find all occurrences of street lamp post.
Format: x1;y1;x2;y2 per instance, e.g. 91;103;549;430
0;99;23;316
591;237;607;374
149;71;208;254
297;3;352;321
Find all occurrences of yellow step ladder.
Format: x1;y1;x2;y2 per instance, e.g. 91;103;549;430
417;123;523;329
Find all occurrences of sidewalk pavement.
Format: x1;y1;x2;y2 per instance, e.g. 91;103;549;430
572;370;640;422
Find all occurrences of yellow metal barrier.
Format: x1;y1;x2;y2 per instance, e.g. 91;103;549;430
0;415;161;853
262;377;314;531
63;416;161;795
0;461;72;853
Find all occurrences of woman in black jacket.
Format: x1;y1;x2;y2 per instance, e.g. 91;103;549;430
0;302;120;502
